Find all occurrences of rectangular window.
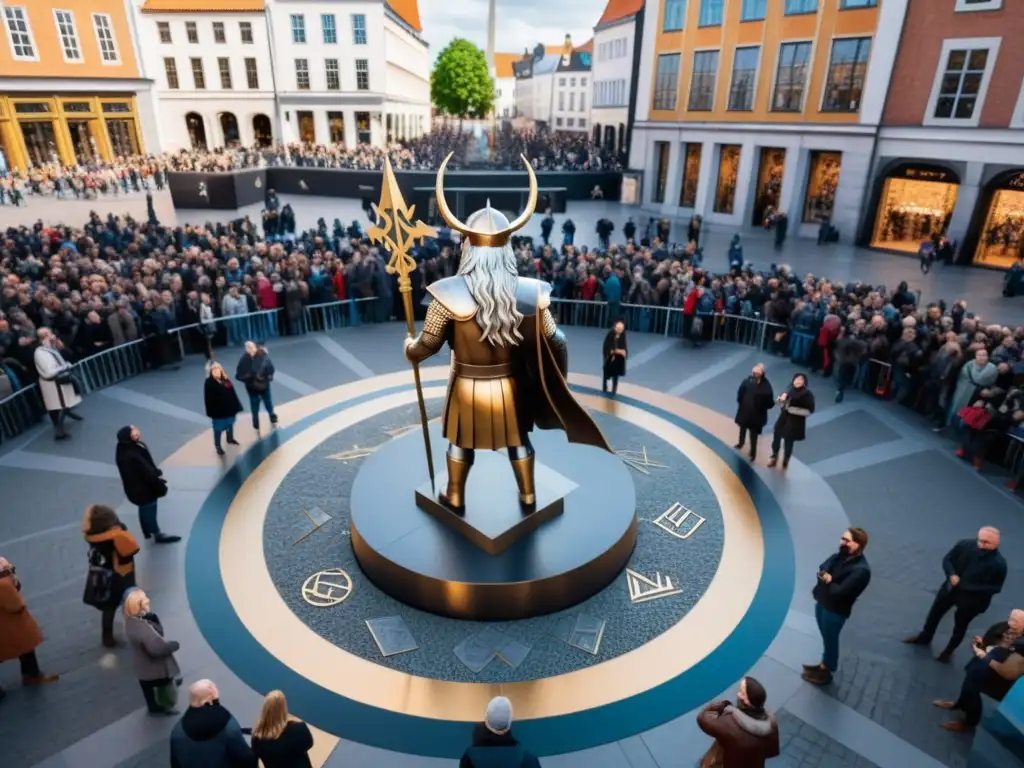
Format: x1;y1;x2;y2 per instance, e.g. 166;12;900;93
191;57;205;89
559;91;566;111
291;14;306;44
218;57;231;89
714;145;741;214
822;37;871;113
164;57;179;89
653;53;681;110
245;57;258;89
328;111;344;143
728;46;759;111
4;7;37;60
840;0;877;7
322;14;336;43
679;143;702;207
653;141;670;203
803;151;842;223
297;110;315;143
580;91;586;111
352;14;366;45
295;58;310;90
355;59;369;90
213;21;225;43
772;41;812;112
559;77;566;86
157;21;171;43
934;48;989;120
741;0;767;20
567;117;575;127
325;58;340;90
784;0;817;14
569;92;576;111
688;50;719;111
93;14;119;63
240;21;253;43
186;21;198;44
556;117;564;127
663;0;685;32
579;118;586;128
698;0;724;26
53;10;82;62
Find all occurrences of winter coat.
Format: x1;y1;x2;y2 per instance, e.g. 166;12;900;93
236;350;275;395
83;526;139;606
813;551;871;617
773;386;815;441
251;721;315;768
34;345;81;412
115;427;167;506
204;377;243;420
697;703;780;768
950;361;998;418
735;375;774;431
459;724;542;768
170;703;257;768
126;613;181;682
937;539;1007;613
603;330;628;378
0;573;44;662
835;335;867;367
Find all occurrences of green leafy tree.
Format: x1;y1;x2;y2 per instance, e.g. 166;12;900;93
430;38;495;124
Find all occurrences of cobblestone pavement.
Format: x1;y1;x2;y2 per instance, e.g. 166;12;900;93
775;710;881;768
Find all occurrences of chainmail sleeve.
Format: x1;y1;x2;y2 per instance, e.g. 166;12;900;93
405;300;451;363
540;307;568;376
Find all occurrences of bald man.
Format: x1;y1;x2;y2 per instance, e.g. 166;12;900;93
170;679;255;768
904;527;1007;662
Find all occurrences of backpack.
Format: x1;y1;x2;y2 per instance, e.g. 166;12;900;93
82;547;114;609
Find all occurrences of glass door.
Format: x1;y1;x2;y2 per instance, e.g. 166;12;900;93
105;118;138;157
67;120;97;165
19;121;59;166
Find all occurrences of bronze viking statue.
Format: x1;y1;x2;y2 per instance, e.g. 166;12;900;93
403;153;612;512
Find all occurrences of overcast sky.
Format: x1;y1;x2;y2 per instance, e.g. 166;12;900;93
420;0;606;62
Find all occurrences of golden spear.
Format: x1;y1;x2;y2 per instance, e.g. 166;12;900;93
368;157;438;492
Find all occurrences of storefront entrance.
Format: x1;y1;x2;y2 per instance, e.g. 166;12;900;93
871;164;959;253
974;170;1024;268
752;148;785;227
803;151;841;224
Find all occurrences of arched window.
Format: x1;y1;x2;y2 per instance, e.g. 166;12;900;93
252;114;272;147
185;112;207;150
219;112;240;147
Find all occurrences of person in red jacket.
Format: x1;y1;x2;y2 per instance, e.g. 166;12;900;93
697;676;779;768
683;276;706;346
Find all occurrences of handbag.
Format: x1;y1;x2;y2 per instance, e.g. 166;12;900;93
154;680;179;710
82;547;114;608
958;405;992;431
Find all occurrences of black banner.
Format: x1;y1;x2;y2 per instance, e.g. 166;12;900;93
169;168;622;213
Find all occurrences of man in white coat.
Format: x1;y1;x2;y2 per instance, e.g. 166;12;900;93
33;328;82;440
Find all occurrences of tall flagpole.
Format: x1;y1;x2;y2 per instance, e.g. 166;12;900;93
368;157;438;492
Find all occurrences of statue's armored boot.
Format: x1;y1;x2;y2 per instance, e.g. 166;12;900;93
510;453;536;509
440;451;473;512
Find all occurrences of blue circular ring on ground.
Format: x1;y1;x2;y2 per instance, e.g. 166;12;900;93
186;382;796;757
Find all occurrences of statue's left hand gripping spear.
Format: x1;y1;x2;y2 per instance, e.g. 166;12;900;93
368;157;438;492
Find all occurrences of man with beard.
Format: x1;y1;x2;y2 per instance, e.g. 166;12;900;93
902;527;1007;662
802;527;871;686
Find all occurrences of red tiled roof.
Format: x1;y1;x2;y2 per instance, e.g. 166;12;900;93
575;38;593;53
597;0;643;26
387;0;422;32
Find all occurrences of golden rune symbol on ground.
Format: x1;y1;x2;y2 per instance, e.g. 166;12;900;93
326;445;378;462
616;446;668;475
301;568;354;607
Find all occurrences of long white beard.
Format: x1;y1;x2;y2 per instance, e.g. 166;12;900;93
458;244;523;347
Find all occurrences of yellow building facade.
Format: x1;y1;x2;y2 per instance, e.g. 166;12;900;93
0;0;154;171
630;0;909;242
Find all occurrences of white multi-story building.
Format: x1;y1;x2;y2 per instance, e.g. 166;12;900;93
131;0;429;151
513;37;592;133
132;0;277;151
268;0;429;147
493;53;519;119
590;0;642;154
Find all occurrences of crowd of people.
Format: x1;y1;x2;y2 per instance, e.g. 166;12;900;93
0;124;623;206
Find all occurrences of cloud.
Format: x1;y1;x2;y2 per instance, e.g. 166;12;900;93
420;0;605;61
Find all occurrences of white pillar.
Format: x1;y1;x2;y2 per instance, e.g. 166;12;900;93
343;109;356;147
729;140;757;227
947;161;984;246
313;111;330;146
660;139;682;215
693;141;717;217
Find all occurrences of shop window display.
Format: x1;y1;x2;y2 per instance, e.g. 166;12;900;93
714;145;741;214
872;177;958;253
753;148;785;227
20;122;59;167
679;143;701;208
653;141;670;203
803;151;841;223
297;111;315;143
976;188;1024;269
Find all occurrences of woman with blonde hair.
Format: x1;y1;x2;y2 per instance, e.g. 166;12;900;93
204;360;243;456
123;589;180;715
82;504;138;647
251;689;314;767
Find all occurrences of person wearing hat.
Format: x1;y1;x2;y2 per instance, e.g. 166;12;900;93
459;696;540;768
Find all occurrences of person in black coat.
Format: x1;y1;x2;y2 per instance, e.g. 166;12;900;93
460;696;540;768
115;425;178;543
236;341;278;433
769;373;815;469
734;363;774;461
803;527;871;686
602;320;628;396
204;362;243;456
251;690;313;768
903;527;1008;661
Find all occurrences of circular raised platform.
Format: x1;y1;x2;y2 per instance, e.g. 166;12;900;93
350;423;638;620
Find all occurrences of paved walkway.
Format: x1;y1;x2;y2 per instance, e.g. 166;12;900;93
2;318;1021;768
